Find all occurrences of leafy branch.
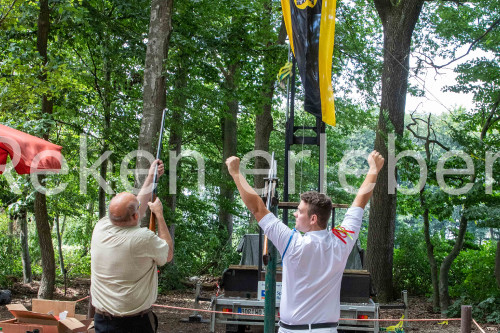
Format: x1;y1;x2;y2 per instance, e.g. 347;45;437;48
417;17;500;70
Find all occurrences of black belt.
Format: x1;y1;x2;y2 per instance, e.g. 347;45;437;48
95;308;152;319
279;321;338;330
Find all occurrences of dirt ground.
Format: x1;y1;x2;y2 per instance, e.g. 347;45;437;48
1;279;498;333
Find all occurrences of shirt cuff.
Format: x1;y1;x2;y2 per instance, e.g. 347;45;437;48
258;212;277;230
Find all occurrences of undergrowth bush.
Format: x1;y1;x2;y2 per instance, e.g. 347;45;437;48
447;296;500;324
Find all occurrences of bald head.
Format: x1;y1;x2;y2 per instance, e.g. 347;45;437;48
109;192;140;225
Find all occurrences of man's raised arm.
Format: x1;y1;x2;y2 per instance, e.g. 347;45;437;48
137;159;164;218
352;150;385;209
226;156;271;222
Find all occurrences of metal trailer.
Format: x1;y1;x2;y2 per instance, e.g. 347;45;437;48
209;297;278;332
209;296;380;333
339;300;379;332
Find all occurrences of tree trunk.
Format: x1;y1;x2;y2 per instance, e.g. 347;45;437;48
18;209;32;283
35;186;55;299
437;101;496;313
366;0;423;302
422;203;439;310
410;119;442;311
55;215;67;294
137;0;174;224
495;239;500;289
219;63;239;244
439;213;468;313
98;58;111;218
164;59;187;264
254;20;287;191
8;216;14;234
35;0;55;300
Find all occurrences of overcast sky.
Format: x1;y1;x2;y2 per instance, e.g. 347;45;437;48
405;48;491;115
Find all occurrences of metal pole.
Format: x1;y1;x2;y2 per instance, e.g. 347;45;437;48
194;281;201;315
403;290;408;329
264;204;278;333
318;120;326;193
149;109;167;232
284;57;296;227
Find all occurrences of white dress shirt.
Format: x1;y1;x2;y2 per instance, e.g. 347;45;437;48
259;207;364;326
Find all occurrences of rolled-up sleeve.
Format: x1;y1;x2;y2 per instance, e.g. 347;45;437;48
149;235;170;266
340;207;364;250
259;213;295;255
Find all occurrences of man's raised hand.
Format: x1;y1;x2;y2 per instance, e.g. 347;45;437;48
148;159;164;179
148;198;164;217
368;150;384;175
225;156;240;177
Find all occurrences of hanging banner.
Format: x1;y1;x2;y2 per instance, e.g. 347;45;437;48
281;0;337;126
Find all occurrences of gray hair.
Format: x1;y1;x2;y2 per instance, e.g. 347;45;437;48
109;201;139;224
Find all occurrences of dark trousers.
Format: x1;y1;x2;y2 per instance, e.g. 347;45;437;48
94;311;158;333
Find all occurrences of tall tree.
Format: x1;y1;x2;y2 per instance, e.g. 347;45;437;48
406;113;448;310
411;1;499;311
218;62;239;243
34;0;56;299
366;0;424;301
137;0;174;218
18;207;32;283
253;17;287;191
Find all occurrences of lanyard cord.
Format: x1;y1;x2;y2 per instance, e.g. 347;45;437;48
281;228;297;263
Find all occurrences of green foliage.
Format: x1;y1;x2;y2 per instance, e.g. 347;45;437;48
0;215;23;287
61;248;91;278
393;224;432;296
158;264;186;292
447;296;500;324
448;241;498;301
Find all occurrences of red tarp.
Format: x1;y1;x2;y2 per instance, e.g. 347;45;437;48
0;124;63;174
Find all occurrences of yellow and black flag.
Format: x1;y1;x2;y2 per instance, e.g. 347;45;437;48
281;0;337;126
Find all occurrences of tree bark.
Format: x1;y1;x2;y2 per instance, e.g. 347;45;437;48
34;187;55;299
18;209;32;283
137;0;174;224
35;0;55;300
366;0;424;302
219;63;239;244
55;215;67;294
439;214;468;313
495;239;500;289
99;47;112;218
422;201;439;310
254;20;287;191
8;216;14;235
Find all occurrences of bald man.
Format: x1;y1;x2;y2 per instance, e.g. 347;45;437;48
90;159;173;333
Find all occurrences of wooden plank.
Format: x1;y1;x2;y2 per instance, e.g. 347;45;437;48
343;269;370;275
228;265;258;270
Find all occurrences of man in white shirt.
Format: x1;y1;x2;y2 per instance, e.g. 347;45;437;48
91;159;174;333
226;151;384;332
